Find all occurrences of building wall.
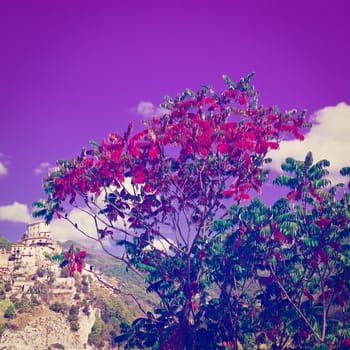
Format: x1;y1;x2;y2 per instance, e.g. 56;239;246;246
2;221;60;269
27;221;51;239
0;250;10;267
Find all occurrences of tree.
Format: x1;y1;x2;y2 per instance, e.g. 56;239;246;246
211;153;350;349
34;73;309;349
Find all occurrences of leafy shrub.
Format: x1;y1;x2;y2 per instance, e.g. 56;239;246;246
88;316;104;348
4;281;11;292
36;267;45;278
69;320;79;332
0;289;6;300
14;300;32;314
67;305;80;331
4;304;16;319
49;302;66;314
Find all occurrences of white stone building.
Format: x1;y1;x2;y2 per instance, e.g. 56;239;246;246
5;221;61;269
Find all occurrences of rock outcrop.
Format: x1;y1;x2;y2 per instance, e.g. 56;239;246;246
0;307;96;350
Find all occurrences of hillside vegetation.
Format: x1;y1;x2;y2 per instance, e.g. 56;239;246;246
0;235;12;251
0;240;157;349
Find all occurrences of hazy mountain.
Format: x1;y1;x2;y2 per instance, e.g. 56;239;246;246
0;235;12;252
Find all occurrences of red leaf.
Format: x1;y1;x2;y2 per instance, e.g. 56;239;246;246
223;89;236;98
300;329;309;339
76;262;83;273
149;146;159;160
294;132;305;141
343;339;350;347
130;146;140;158
144;182;152;193
111;149;122;161
267;114;278;121
244;153;252;167
192;302;198;312
199;148;209;156
318;248;328;264
217;143;230;154
255;142;267;154
75;251;87;259
303;288;314;301
238;93;248;106
117;173;125;183
134;171;146;184
316;218;331;229
337;295;345;307
266;141;279;150
287;190;300;201
223;189;234;197
240;193;250;200
274;231;287;243
203;97;216;104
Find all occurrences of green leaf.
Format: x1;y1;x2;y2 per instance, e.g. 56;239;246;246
270;255;277;269
222;74;236;89
340;166;350;176
136;263;157;272
313;344;329;350
185;88;196;97
32;208;48;218
304;152;313;168
89;140;100;147
302;237;319;248
164;95;173;103
59;260;69;268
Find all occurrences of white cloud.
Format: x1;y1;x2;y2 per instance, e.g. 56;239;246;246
50;207;114;251
50;180;137;246
152;238;174;252
34;162;51;175
0;153;8;176
51;208;99;243
0;202;31;223
144;238;174;253
269;103;350;183
137;101;168;119
0;161;7;176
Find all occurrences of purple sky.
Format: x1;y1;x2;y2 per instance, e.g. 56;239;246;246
1;0;349;242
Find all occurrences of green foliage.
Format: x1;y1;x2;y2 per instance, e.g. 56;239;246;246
4;281;12;292
4;304;16;319
14;299;32;314
88;315;104;348
33;71;350;349
114;153;350;349
67;305;80;332
49;302;66;314
0;236;12;252
0;289;5;300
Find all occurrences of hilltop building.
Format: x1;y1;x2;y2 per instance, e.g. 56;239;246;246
0;221;61;271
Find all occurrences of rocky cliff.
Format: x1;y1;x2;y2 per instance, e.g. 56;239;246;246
0;242;154;350
0;306;96;350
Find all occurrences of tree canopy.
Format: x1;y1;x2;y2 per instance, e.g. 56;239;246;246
33;74;349;349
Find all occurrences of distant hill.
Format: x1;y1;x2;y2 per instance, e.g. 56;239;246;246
59;240;158;304
0;235;12;251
